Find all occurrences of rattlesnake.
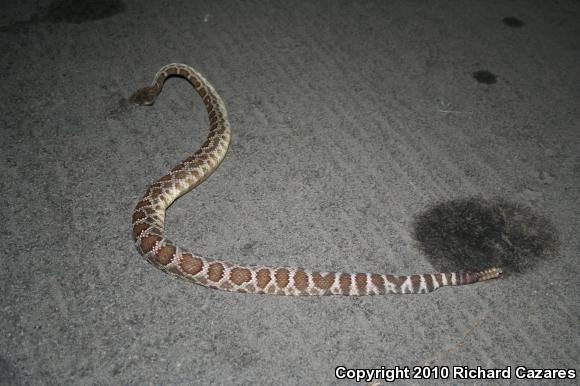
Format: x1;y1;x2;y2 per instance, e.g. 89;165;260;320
130;63;502;295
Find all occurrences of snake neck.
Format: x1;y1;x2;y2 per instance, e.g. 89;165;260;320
131;64;231;246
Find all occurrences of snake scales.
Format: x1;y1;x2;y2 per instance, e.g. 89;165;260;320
130;63;503;295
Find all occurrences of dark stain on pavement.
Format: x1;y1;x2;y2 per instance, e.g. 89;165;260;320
472;70;497;84
45;0;125;24
0;0;125;32
412;197;558;275
502;16;526;28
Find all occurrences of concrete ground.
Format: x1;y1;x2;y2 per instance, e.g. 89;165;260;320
1;0;578;384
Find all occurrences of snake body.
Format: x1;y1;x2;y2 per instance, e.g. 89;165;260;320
130;63;502;295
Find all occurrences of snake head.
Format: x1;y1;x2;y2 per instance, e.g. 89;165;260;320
129;86;159;106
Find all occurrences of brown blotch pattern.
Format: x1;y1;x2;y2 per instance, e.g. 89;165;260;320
180;253;203;275
156;244;176;265
293;270;309;290
132;210;146;223
275;269;290;288
132;223;149;239
312;272;335;289
461;272;473;284
410;275;421;291
424;274;434;292
371;274;385;293
207;262;225;282
355;273;367;293
230;267;252;285
256;268;272;289
339;274;352;293
148;187;162;199
140;234;162;253
386;275;406;289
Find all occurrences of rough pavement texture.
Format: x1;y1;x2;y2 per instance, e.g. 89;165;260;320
1;0;578;384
